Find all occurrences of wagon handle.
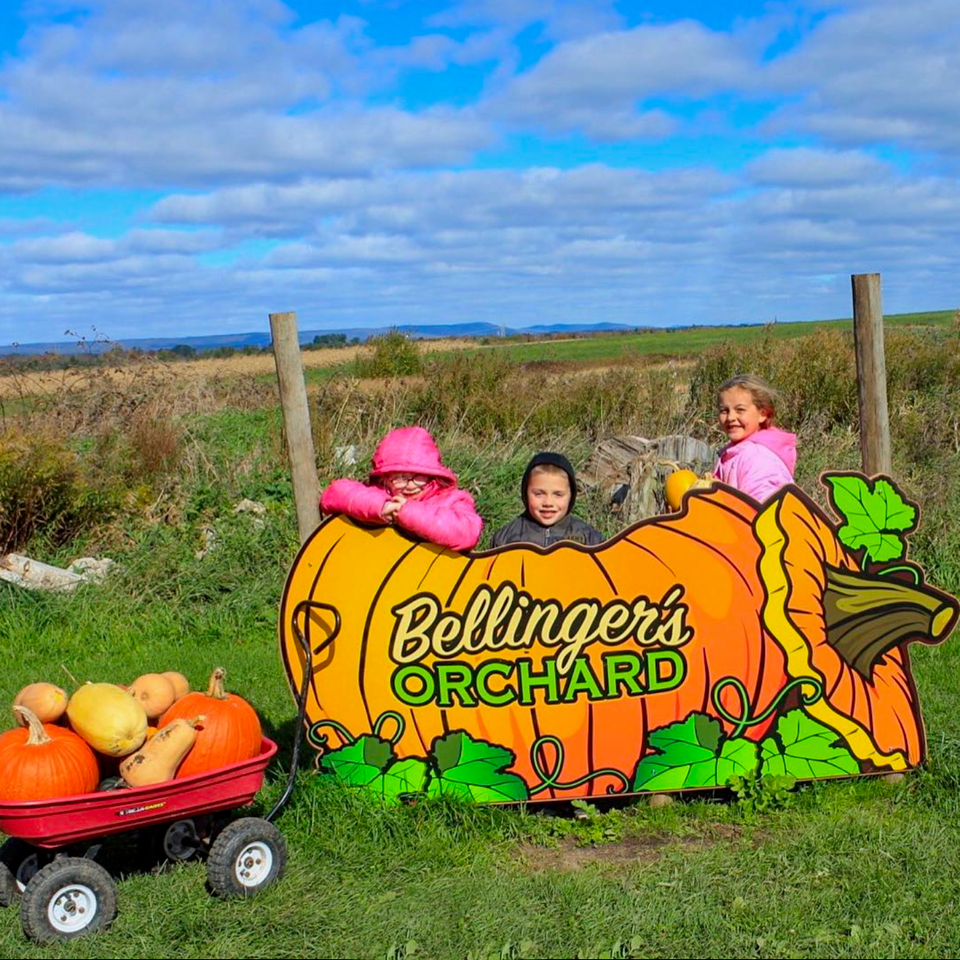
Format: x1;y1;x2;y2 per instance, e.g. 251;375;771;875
267;599;341;822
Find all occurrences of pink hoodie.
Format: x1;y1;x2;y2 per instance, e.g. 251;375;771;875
714;426;797;504
320;427;482;552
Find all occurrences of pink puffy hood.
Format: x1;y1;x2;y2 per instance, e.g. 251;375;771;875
369;426;456;484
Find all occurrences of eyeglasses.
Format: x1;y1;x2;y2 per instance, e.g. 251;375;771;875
386;473;431;489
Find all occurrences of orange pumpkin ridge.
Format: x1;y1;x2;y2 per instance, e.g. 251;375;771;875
159;668;262;777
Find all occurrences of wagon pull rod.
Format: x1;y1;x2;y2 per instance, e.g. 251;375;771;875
267;600;341;821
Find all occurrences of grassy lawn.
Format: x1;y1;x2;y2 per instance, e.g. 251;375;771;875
2;498;960;959
2;319;960;958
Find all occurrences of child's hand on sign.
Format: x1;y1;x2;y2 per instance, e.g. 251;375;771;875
381;495;406;522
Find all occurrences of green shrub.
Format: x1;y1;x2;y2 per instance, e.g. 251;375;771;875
354;330;422;378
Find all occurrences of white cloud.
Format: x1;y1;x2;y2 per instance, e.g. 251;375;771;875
489;20;753;139
0;1;492;189
746;147;892;187
768;0;960;155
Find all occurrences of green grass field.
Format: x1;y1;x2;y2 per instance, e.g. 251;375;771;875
2;320;960;958
467;310;955;366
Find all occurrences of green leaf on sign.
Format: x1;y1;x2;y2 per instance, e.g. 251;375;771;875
824;474;917;563
320;736;429;800
369;758;430;800
425;731;529;803
760;710;860;779
632;714;759;791
320;735;394;786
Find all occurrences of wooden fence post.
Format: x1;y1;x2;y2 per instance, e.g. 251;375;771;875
851;273;892;476
270;312;321;543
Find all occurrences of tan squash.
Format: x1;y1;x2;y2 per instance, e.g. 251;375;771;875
128;673;177;720
67;683;148;757
119;716;204;787
13;682;68;725
161;671;190;700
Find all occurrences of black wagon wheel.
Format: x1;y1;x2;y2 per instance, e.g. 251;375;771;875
20;857;117;942
0;837;47;907
206;817;286;898
145;817;206;866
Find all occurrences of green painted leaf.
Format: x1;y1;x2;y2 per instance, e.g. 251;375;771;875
760;710;860;779
369;758;430;800
632;715;759;791
425;731;528;803
320;735;394;787
824;475;917;563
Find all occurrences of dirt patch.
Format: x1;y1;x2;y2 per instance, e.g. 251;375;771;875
517;834;695;872
516;822;744;872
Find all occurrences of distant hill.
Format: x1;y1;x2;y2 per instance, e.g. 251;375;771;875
0;321;639;355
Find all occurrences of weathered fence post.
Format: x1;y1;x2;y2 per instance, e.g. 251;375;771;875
851;273;892;476
270;311;321;543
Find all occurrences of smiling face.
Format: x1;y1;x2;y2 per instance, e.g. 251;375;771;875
526;466;572;527
383;472;432;500
718;386;768;443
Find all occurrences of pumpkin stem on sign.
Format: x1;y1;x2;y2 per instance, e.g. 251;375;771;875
308;719;356;751
823;566;958;678
206;668;227;700
711;677;823;737
13;706;51;746
527;735;631;796
372;711;406;745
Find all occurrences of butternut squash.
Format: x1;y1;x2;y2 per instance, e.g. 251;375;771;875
119;716;205;787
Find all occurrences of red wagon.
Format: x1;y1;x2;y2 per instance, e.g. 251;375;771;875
0;601;326;943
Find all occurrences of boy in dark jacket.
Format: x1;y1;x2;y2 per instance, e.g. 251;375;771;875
490;452;604;548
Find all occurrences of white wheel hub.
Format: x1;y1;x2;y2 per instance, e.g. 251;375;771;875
234;841;273;887
46;883;97;933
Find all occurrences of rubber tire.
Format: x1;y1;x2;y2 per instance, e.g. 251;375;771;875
206;817;286;899
20;857;117;942
0;864;17;909
147;818;203;865
0;838;43;907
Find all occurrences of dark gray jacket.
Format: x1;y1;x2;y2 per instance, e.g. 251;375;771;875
490;512;605;549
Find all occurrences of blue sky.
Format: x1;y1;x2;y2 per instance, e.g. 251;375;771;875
2;0;959;345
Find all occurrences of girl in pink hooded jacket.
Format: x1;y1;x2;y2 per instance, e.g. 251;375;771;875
714;374;797;504
320;426;482;552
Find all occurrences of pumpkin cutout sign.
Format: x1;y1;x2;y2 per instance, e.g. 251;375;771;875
279;474;958;803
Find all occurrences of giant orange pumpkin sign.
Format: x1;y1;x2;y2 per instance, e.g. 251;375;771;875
279;475;958;803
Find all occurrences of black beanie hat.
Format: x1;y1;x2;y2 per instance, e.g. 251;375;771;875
521;452;578;512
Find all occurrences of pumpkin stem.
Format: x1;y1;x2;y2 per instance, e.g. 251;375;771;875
206;668;227;700
13;706;51;746
823;566;957;678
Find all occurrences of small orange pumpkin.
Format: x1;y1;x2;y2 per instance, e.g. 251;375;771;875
0;707;100;801
158;668;261;777
13;682;68;725
128;673;177;721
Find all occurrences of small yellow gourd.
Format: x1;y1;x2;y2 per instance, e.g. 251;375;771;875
119;716;205;787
